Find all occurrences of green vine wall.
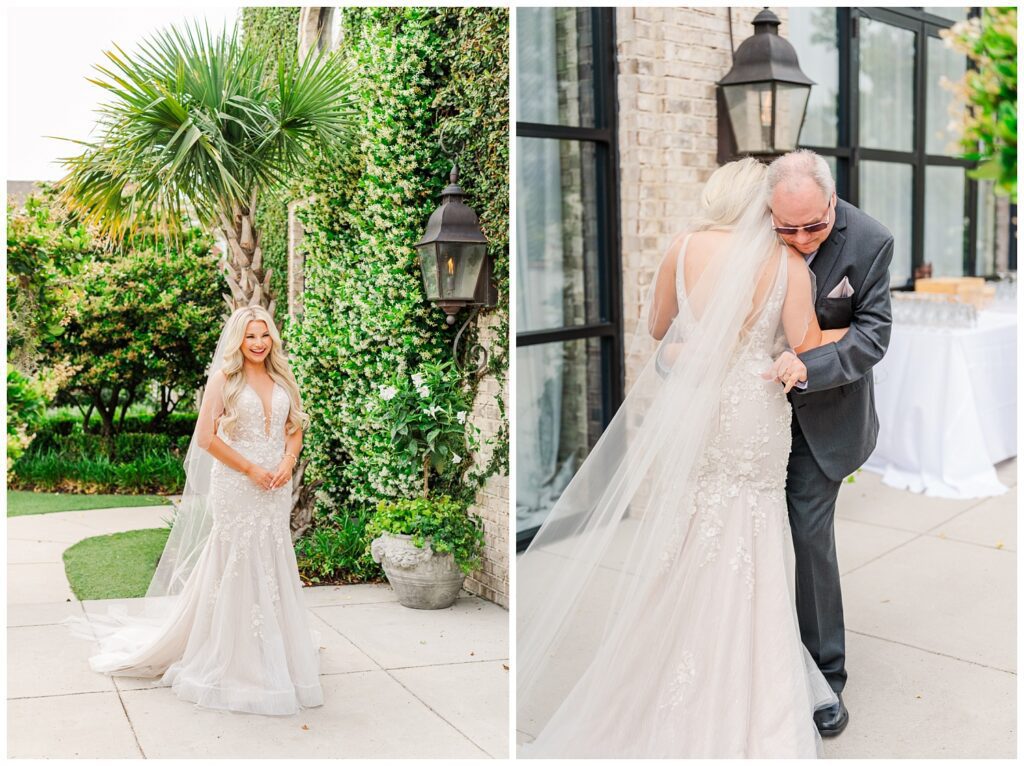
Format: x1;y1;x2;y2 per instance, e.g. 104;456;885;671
288;7;509;523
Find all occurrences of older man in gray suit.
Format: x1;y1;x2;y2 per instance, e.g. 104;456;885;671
768;150;894;738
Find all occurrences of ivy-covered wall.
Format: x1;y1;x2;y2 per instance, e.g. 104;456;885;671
286;7;509;599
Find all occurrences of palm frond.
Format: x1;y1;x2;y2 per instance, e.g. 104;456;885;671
56;19;357;239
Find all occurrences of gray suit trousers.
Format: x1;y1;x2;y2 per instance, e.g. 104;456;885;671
787;415;847;695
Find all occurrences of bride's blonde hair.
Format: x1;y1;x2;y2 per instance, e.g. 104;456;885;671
217;306;309;437
692;157;769;231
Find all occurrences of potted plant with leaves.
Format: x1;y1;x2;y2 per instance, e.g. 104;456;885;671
366;361;484;609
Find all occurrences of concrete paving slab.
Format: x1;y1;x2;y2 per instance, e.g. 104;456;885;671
7;691;142;758
8;600;85;628
836;470;979;533
835;518;918;575
7;538;72;564
929;487;1018;551
56;505;172;533
7;515;99;544
8;562;75;604
843;535;1015;673
309;611;380;676
302;582;398;607
123;670;488;758
821;631;1015;758
390;660;509;758
316;596;508;670
8;624;115;698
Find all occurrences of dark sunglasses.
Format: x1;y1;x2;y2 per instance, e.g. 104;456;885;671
771;197;833;236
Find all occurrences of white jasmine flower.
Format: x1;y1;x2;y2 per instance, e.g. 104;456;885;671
417;385;430;398
456;411;467;424
411;372;425;387
424;404;442;418
451;454;463;465
379;385;398;401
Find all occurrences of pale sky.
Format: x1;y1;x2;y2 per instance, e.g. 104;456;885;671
7;5;242;181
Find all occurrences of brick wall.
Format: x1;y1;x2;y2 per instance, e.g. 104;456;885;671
614;6;787;388
463;311;509;607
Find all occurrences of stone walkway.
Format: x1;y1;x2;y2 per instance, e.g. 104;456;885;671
822;458;1016;758
516;458;1017;758
8;505;508;758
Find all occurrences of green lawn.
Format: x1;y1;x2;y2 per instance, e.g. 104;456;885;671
63;528;170;600
6;490;169;517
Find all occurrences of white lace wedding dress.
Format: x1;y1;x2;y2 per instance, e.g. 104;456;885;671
524;247;837;757
72;383;323;715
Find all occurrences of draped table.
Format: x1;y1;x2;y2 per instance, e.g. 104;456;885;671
864;308;1017;498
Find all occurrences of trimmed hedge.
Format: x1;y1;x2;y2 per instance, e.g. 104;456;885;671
10;410;195;494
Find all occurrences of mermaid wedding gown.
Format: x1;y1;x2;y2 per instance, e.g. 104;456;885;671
68;383;323;715
521;244;837;757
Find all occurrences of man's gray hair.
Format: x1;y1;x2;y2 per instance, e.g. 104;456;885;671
767;149;836;199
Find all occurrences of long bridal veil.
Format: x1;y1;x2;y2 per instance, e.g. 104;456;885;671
517;175;831;753
64;324;233;647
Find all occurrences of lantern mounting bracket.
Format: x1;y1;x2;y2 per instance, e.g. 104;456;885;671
452;306;488;376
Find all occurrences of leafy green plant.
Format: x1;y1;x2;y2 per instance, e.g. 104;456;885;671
294;509;384;584
7;370;46;462
941;8;1017;201
371;360;480;496
367;496;484;575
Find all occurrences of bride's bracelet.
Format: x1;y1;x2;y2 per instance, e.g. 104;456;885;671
283;452;298;466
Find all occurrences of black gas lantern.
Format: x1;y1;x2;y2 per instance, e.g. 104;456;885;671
416;164;496;372
716;8;814;163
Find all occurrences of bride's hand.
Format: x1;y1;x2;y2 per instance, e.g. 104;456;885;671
245;463;275;491
267;459;294;491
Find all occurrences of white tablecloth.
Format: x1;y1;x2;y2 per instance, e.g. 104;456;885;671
864;310;1017;498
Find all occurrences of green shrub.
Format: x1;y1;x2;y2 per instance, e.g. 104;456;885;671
9;452;184;494
294;509;384;584
7;370;46;461
367;496;484;574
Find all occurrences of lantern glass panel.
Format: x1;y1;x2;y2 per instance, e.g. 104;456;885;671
722;82;774;154
417;243;441;301
438;242;486;302
774;83;811;151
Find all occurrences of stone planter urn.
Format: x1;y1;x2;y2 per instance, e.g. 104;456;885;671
370;532;465;609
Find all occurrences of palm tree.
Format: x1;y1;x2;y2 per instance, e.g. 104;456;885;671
58;20;356;316
59;21;354;537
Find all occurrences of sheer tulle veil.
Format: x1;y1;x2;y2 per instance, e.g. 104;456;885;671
517;160;826;751
63;313;236;633
145;323;236;599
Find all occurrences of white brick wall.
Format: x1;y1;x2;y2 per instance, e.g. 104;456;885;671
464;312;509;608
615;6;787;388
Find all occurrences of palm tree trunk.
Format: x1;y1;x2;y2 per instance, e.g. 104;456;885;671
218;189;277;318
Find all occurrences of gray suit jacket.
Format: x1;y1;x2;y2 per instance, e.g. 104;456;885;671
790;198;894;481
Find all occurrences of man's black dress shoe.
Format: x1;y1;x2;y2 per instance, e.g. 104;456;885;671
814;693;848;737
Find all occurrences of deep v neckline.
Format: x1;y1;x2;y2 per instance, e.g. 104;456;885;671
245;380;277;438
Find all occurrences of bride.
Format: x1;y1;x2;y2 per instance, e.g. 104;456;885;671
517;158;848;757
65;306;323;715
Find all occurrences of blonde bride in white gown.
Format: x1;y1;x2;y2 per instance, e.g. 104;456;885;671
518;159;847;757
65;306;323;715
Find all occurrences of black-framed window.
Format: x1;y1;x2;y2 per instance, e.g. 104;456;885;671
516;7;622;549
787;6;1006;286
